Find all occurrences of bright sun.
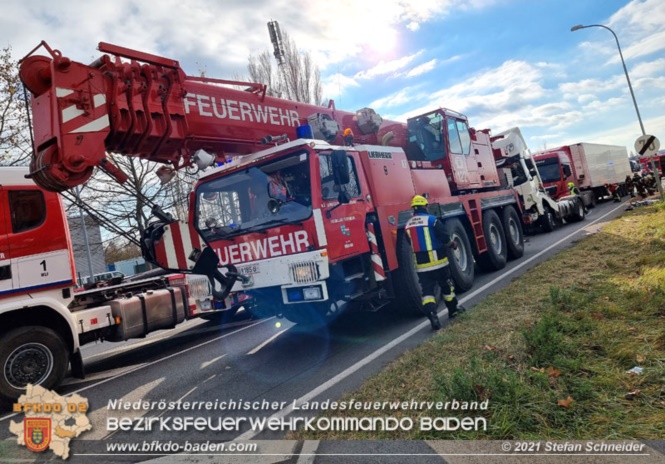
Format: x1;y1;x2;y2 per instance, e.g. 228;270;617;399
365;26;397;55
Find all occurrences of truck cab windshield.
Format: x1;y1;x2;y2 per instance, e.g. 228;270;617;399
196;152;312;239
535;158;562;183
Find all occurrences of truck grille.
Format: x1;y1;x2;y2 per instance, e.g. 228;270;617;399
289;261;320;284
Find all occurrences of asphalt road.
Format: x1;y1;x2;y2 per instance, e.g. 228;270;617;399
0;200;642;463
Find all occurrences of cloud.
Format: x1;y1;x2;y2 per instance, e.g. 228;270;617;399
404;59;438;78
369;87;424;108
354;51;424;79
559;75;625;100
321;73;360;100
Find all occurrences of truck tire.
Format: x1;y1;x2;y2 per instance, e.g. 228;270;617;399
539;206;556;232
502;206;524;260
393;232;429;316
570;198;586;222
0;326;68;402
444;218;475;292
476;209;508;272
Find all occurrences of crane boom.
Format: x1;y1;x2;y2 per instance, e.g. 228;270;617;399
19;41;403;192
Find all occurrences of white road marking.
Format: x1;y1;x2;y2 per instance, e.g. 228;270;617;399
247;329;290;355
233;202;628;441
201;354;227;369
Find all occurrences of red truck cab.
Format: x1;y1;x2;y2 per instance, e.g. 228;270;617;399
533;150;576;200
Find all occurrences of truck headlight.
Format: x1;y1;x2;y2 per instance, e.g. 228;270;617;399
289;261;320;283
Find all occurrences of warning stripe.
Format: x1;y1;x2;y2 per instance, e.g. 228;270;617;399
168;222;189;270
366;223;386;282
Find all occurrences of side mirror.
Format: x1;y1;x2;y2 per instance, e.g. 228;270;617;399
562;165;572;179
331;150;350;185
267;198;282;214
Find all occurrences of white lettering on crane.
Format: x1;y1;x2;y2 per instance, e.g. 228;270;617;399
184;93;300;128
197;95;213;117
216;231;310;265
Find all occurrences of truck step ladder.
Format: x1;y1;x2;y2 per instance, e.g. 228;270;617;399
468;199;487;254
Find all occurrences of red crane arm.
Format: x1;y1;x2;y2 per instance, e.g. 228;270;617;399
19;41;406;192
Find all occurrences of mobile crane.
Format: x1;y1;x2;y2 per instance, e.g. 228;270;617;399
15;41;526;345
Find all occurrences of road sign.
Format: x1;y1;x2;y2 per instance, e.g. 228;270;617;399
635;134;660;157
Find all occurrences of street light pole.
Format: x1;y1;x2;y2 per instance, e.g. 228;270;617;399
571;24;663;198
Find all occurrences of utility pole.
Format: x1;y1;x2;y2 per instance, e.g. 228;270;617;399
571;24;663;199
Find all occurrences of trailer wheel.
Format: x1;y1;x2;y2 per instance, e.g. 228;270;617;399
539;206;556;232
393;232;430;316
0;326;68;402
444;218;475;292
476;209;508;272
502;206;524;260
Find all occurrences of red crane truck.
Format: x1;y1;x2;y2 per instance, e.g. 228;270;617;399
11;41;528;388
533;143;632;206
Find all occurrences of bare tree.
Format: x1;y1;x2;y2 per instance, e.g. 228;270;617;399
69;155;194;248
0;46;32;166
248;29;322;105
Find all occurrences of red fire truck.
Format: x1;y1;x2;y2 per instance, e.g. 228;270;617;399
0;165;231;401
14;41;526;352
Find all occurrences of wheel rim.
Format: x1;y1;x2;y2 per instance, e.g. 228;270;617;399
488;223;503;254
4;343;54;390
508;217;519;244
452;233;469;271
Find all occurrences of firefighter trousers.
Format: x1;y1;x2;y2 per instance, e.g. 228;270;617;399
418;265;459;317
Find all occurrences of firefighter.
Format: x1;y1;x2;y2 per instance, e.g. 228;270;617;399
625;175;635;198
568;182;588;213
343;128;355;146
644;170;657;194
568;181;581;196
405;195;465;331
633;172;647;198
605;183;621;202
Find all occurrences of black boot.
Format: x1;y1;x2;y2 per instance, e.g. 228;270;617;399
450;305;466;318
428;312;441;331
424;302;441;331
446;297;465;319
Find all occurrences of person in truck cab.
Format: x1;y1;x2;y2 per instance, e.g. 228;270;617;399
405;195;465;331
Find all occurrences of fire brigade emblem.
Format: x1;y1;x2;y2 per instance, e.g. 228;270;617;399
24;418;51;452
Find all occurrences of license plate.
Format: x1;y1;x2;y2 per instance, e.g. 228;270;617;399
238;264;260;275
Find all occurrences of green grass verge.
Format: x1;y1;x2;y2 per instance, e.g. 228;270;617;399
293;203;665;440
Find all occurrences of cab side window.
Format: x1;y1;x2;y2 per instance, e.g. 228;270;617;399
9;190;46;233
320;155;361;200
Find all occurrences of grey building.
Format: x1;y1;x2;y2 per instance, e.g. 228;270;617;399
67;214;106;283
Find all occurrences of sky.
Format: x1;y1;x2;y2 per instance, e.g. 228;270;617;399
2;0;664;156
